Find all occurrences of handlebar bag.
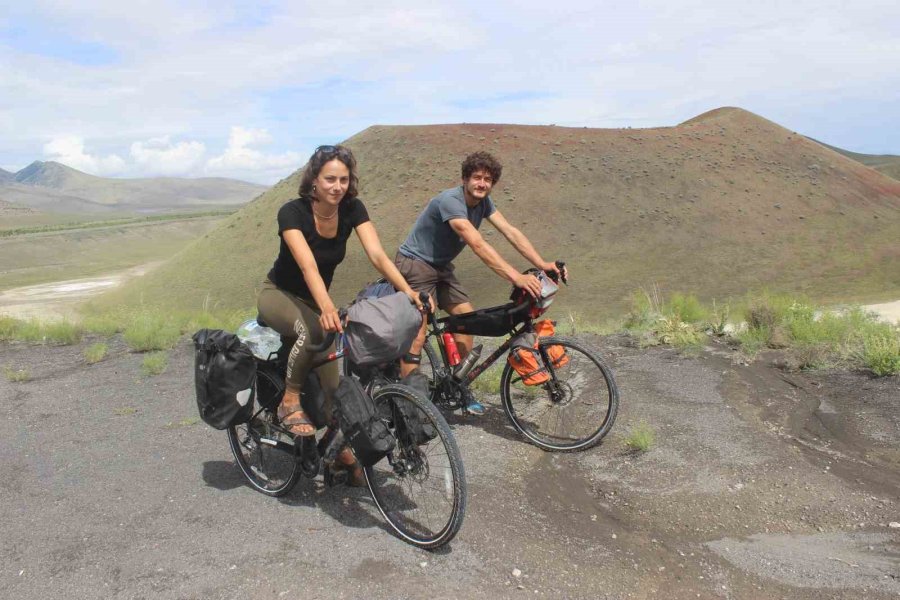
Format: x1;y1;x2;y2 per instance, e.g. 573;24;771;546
334;376;395;466
344;291;422;366
507;332;550;386
191;329;256;429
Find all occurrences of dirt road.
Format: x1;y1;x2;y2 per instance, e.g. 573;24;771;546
1;334;898;599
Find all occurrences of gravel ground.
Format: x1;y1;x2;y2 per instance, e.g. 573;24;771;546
1;333;898;599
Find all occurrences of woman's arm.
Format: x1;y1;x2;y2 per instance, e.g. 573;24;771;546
281;228;343;333
355;221;425;310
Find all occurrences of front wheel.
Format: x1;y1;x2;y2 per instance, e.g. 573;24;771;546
364;383;467;549
500;336;619;452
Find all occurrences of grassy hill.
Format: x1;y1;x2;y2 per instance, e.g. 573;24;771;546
3;161;267;214
809;140;900;181
102;107;900;319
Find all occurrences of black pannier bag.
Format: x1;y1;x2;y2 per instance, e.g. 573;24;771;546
192;329;257;430
300;371;329;429
396;370;438;444
333;376;395;466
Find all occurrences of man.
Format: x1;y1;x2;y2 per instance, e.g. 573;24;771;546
395;151;566;415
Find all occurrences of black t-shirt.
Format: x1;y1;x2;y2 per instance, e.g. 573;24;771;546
267;196;370;300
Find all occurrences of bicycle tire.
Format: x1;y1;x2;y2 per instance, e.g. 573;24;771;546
227;367;302;497
500;335;619;452
364;383;466;549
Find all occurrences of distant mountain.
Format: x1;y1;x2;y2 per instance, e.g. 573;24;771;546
1;161;267;214
109;106;900;318
0;168;14;184
808;140;900;181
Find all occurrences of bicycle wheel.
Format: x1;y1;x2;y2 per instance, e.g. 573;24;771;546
500;336;619;452
364;383;466;549
227;368;301;497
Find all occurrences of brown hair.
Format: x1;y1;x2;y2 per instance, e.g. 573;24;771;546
461;151;502;183
298;145;359;199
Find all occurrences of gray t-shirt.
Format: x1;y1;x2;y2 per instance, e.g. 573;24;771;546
398;186;496;266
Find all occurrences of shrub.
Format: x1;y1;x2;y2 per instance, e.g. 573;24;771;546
3;366;31;382
624;420;655;452
81;314;123;337
861;329;900;376
42;320;83;345
124;313;181;352
0;316;20;341
656;316;704;351
664;293;707;324
141;351;169;376
84;343;108;364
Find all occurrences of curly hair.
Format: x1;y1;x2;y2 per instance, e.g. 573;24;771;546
298;145;359;199
461;151;502;183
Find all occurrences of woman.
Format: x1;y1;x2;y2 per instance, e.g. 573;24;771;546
257;144;422;484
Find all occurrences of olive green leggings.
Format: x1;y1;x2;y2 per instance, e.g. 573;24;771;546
256;280;339;409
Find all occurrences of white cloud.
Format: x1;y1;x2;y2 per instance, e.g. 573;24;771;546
43;136;125;175
130;136;206;176
5;1;900;177
206;126;302;182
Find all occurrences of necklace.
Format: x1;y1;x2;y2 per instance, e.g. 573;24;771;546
312;204;338;220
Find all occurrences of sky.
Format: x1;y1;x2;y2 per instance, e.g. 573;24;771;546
1;0;898;184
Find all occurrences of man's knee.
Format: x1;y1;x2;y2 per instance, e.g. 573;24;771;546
445;302;475;315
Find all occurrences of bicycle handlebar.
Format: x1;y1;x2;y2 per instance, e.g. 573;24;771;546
307;333;336;353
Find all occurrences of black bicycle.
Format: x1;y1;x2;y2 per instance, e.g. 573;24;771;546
227;326;466;549
418;262;619;452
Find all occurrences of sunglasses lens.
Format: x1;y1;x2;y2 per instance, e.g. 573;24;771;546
316;145;337;154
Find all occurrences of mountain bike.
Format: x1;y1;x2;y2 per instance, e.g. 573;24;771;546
227;324;466;549
418;262;619;452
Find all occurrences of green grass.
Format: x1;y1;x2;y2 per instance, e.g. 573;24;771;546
735;293;900;375
470;361;504;394
114;407;138;416
0;316;18;341
124;314;182;352
83;342;108;364
860;329;900;376
141;351;169;376
624;420;655;453
165;416;200;429
3;366;31;382
81;313;123;337
0;317;82;345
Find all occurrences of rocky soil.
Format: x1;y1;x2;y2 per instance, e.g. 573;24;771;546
1;333;898;599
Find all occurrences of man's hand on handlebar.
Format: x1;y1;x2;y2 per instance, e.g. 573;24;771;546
543;260;568;285
405;290;434;313
514;272;543;298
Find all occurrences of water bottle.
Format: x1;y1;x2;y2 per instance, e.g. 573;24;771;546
453;343;483;380
236;319;282;360
442;332;461;366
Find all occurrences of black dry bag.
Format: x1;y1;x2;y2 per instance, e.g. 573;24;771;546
192;329;256;430
334;376;395;467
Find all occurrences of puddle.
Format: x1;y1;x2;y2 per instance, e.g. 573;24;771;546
0;263;158;321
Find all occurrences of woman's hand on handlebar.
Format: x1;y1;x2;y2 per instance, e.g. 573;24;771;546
319;305;343;333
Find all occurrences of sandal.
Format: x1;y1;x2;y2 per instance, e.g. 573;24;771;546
277;391;316;438
335;447;367;487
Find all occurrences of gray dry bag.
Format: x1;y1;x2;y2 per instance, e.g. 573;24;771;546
344;291;422;366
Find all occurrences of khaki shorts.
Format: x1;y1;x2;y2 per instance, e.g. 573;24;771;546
394;252;470;311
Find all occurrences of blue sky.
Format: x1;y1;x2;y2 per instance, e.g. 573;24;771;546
1;0;898;183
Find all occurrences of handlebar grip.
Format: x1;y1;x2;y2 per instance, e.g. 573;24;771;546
306;332;336;353
555;260;567;285
418;291;431;312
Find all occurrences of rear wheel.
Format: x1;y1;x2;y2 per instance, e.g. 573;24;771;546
227;367;301;497
364;383;466;549
500;336;619;452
